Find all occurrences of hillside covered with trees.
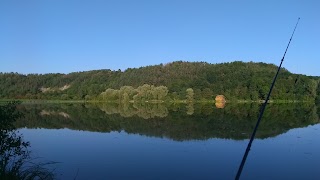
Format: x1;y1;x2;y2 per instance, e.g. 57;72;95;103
0;61;319;102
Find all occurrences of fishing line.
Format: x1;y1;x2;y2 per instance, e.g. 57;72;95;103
235;18;300;180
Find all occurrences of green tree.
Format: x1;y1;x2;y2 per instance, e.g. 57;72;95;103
154;86;169;100
194;88;202;101
186;88;194;102
202;88;213;100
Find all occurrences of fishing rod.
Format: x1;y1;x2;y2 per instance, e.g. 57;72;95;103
235;17;300;180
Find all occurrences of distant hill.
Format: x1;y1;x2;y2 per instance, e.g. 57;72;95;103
0;61;319;101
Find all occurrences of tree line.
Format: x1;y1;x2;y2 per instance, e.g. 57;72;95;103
0;61;319;101
99;84;169;102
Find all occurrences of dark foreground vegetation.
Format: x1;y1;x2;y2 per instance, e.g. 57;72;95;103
1;61;319;102
0;102;57;179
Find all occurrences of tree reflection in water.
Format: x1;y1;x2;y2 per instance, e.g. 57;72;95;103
15;102;320;141
98;102;169;119
0;102;57;180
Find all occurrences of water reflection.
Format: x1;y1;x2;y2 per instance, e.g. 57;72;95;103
215;102;226;109
0;102;56;179
98;102;168;119
15;103;319;141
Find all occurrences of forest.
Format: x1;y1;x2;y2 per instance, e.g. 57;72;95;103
0;61;319;102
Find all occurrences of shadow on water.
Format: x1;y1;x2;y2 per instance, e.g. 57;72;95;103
0;102;57;180
14;102;320;141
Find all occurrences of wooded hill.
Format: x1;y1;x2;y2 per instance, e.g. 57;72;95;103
0;61;319;102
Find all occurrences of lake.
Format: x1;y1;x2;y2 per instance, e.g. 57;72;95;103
6;103;320;179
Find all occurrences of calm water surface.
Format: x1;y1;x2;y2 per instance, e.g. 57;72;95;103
13;103;320;179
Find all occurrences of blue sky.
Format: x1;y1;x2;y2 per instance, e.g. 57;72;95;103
0;0;319;75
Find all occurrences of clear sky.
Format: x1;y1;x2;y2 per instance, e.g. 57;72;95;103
0;0;319;76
